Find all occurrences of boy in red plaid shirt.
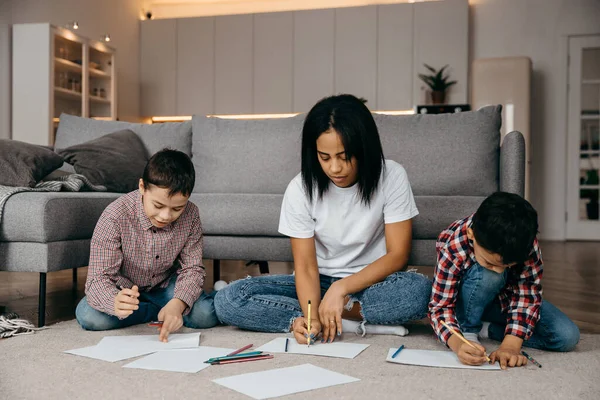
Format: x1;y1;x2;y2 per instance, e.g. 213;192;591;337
429;192;579;369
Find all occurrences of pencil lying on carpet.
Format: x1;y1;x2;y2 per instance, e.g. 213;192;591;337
205;351;264;363
227;343;253;356
440;320;491;363
210;354;274;365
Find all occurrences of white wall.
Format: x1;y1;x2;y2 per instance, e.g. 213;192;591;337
471;0;600;240
0;1;11;139
6;0;141;122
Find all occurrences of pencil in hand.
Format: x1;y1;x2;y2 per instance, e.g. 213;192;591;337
440;320;491;363
307;300;312;347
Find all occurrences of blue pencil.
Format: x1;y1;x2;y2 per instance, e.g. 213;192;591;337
391;345;405;358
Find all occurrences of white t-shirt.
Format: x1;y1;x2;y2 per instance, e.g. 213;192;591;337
278;159;419;277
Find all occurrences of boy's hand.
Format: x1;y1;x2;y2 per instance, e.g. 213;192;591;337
114;285;140;318
490;346;528;369
456;340;489;365
292;316;321;345
157;298;186;343
448;334;487;365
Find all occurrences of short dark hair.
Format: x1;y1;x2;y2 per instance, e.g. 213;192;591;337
142;148;195;197
471;192;538;265
301;94;385;206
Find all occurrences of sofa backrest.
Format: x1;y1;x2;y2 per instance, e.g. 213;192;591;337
54;113;193;157
192;114;305;194
375;105;501;196
191;106;501;196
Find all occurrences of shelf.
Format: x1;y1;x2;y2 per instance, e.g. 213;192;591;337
582;115;600;120
54;57;82;73
89;67;111;79
582;79;600;84
54;87;82;101
90;95;111;104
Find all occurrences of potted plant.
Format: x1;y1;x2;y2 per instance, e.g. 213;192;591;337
418;64;457;105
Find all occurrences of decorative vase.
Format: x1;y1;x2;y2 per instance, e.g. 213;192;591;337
430;90;446;104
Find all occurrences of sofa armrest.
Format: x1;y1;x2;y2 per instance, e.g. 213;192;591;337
499;131;526;197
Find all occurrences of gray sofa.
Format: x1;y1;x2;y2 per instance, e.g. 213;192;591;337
0;105;525;326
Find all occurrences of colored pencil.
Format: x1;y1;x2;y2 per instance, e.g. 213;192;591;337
521;351;542;368
307;300;312;347
210;354;274;365
285;337;289;352
226;343;253;356
440;320;491;363
391;345;405;358
148;321;163;327
204;351;264;363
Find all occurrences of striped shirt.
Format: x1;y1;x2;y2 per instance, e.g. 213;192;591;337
85;190;205;316
428;215;543;345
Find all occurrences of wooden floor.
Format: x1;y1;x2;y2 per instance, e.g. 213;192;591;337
1;241;599;333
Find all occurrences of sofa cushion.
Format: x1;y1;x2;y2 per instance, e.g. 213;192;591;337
0;192;121;242
190;193;284;236
54;114;193;156
191;193;485;239
0;139;64;187
374;105;501;196
191;115;305;194
57;129;148;193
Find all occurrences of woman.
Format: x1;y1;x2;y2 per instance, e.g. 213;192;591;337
214;94;431;344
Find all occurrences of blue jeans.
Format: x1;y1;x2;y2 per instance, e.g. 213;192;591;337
214;271;432;333
75;275;219;331
456;263;580;352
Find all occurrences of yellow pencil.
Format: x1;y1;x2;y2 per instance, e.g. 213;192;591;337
440;320;491;363
307;300;312;347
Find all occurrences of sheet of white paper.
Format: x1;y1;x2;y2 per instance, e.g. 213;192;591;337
122;346;235;373
255;337;369;359
213;363;359;399
64;333;201;362
64;345;160;362
386;348;501;370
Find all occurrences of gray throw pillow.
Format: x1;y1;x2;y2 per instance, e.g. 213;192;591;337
0;139;65;187
57;129;149;193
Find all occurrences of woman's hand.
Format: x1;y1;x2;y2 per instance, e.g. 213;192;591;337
318;282;346;343
292;316;321;344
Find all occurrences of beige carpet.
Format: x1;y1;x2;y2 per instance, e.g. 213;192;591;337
1;320;599;400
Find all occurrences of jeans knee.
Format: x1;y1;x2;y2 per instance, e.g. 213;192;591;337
75;298;117;331
471;264;506;292
555;322;580;352
185;297;219;329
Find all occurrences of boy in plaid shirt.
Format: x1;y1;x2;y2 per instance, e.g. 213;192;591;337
76;149;218;341
429;192;579;369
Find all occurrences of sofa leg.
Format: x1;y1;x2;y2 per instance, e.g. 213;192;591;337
258;261;269;274
213;259;221;283
38;273;47;327
72;268;77;286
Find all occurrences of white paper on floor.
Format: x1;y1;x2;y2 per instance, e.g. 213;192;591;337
385;348;501;370
255;337;369;359
123;346;235;373
213;363;359;399
64;332;201;362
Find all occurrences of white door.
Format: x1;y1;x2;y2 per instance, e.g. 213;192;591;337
567;35;600;240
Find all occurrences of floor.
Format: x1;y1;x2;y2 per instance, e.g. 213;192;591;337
0;241;599;333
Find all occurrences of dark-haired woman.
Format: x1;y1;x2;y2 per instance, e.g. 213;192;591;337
214;94;431;344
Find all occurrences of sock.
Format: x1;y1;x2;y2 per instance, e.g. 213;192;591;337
213;280;229;291
479;321;491;339
342;319;409;337
462;332;481;345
